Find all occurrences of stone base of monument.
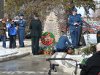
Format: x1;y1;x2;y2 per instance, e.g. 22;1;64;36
38;50;44;55
38;50;54;55
43;50;53;55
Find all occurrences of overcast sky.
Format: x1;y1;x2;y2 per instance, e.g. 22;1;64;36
76;7;94;17
76;0;100;17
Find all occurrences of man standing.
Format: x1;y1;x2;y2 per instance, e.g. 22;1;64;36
29;13;42;55
17;14;26;47
68;8;83;48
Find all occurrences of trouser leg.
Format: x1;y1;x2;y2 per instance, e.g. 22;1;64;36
18;29;25;47
31;37;35;55
76;27;81;47
9;35;13;48
2;35;6;48
70;30;76;48
78;26;82;46
12;35;16;48
34;37;39;54
31;37;39;55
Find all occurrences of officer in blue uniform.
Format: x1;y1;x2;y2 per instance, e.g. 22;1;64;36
17;14;26;47
68;8;83;48
55;31;72;52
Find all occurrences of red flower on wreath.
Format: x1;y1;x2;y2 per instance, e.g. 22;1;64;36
41;32;55;46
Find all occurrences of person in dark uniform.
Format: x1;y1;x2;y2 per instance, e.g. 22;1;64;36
68;8;83;48
17;14;26;47
29;13;42;55
80;43;100;75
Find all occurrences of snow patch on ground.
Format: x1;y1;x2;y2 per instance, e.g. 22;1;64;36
0;41;18;57
0;48;18;57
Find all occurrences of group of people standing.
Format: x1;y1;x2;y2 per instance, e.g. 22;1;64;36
0;14;26;48
55;8;83;53
28;8;82;54
0;12;42;55
28;8;83;54
29;8;83;54
0;7;98;56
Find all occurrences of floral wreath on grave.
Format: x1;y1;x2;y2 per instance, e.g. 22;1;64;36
41;32;55;46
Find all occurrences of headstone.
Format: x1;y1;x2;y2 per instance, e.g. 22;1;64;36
83;34;97;45
43;12;60;42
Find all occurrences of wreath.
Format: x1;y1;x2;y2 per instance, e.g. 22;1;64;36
41;32;55;46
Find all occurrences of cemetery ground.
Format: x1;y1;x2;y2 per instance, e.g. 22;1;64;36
0;35;97;75
0;54;69;75
0;37;97;75
0;40;69;75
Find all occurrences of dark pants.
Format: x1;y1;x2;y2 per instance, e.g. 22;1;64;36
78;26;82;45
56;48;66;52
31;36;40;55
70;26;81;48
9;35;16;48
18;29;25;47
0;35;6;48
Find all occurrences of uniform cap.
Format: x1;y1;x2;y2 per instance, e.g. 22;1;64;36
19;13;24;16
72;8;77;12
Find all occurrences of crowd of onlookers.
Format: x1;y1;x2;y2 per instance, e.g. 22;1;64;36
0;13;26;49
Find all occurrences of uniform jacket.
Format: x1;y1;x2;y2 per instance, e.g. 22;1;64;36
17;19;26;30
68;14;83;31
56;35;71;49
29;19;42;38
80;51;100;75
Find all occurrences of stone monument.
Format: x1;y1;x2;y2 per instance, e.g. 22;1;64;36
43;12;60;42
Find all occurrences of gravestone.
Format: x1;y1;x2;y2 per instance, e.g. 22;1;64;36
43;12;60;42
83;34;97;45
